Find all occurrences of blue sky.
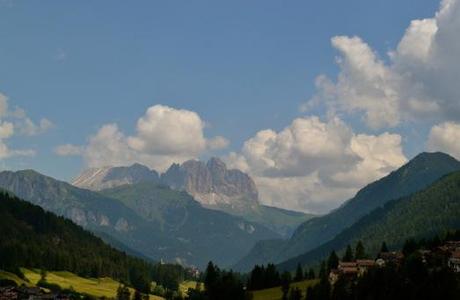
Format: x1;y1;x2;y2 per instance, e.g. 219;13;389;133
2;0;458;212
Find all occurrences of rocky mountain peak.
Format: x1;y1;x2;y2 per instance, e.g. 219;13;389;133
72;163;159;191
161;157;259;208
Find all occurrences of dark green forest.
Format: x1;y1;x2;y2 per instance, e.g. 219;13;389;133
0;191;189;293
306;233;460;300
278;169;460;271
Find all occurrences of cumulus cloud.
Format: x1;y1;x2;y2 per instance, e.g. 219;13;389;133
54;144;84;156
225;116;407;213
56;105;229;171
427;122;460;160
0;93;52;159
304;0;460;129
207;136;230;150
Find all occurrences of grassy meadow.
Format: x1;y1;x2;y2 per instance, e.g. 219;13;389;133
0;268;164;299
250;279;319;300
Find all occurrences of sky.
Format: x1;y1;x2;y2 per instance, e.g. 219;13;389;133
1;0;459;213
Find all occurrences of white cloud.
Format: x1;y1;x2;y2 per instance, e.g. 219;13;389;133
0;121;14;139
18;117;54;136
304;0;460;129
54;144;84;156
0;93;51;159
57;105;229;171
207;136;230;150
225;116;407;213
427;122;460;160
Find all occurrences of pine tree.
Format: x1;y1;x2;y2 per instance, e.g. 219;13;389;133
319;261;327;278
204;261;219;298
307;268;315;280
342;245;354;262
294;263;303;282
380;241;389;253
327;251;339;272
289;287;302;300
355;241;366;259
281;272;291;300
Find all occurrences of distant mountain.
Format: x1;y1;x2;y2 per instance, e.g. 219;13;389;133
161;157;258;210
0;190;197;293
161;157;314;236
100;182;279;267
277;169;460;271
0;190;170;285
0;169;278;268
234;152;460;271
73;158;313;237
72;163;159;191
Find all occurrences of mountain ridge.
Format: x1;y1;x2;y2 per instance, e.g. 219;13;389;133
72;158;314;236
277;169;460;271
234;151;460;271
0;169;279;268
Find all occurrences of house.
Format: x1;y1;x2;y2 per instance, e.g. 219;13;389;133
378;252;404;266
448;250;460;273
356;259;376;276
338;262;358;279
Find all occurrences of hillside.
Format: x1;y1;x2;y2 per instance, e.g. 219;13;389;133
246;205;315;237
0;169;280;268
0;268;164;299
73;159;313;237
100;182;280;267
277;170;460;271
0;170;186;266
234;152;460;271
0;191;186;292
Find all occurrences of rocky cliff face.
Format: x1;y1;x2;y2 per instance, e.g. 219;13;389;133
72;163;159;191
0;170;138;232
161;157;259;209
71;158;310;236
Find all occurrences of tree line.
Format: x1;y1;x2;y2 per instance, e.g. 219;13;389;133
0;192;191;295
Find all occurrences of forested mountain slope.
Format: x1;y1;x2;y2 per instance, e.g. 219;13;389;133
234;152;460;271
277;170;460;271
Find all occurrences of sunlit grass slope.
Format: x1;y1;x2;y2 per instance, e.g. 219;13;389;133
250;279;319;300
0;268;163;300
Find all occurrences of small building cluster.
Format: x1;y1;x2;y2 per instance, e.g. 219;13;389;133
443;241;460;273
329;259;380;285
0;286;71;300
329;240;460;286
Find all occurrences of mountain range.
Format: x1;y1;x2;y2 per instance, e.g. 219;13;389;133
1;151;460;274
72;158;314;236
234;152;460;271
0;169;278;268
277;168;460;271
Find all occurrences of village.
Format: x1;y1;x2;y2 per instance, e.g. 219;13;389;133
328;240;460;286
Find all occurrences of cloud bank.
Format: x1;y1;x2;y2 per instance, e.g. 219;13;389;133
56;105;228;171
225;117;406;213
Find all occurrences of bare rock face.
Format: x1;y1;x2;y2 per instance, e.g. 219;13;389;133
161;157;259;209
73;163;159;191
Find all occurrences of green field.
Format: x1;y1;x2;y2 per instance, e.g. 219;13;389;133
250;279;319;300
0;268;164;299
